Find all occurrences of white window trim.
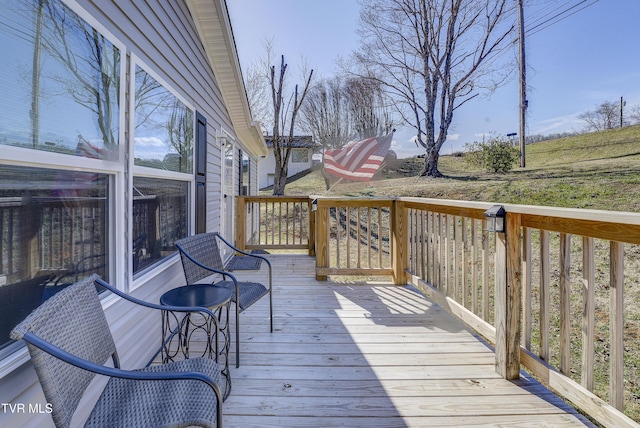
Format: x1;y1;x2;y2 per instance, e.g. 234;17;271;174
128;54;196;291
0;0;127;375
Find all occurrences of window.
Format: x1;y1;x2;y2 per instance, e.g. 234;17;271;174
291;148;309;163
239;150;249;195
0;0;119;357
0;0;199;360
132;64;194;275
0;0;120;160
0;165;109;355
132;178;188;272
133;66;193;173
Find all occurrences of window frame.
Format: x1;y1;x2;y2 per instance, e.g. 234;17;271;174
0;0;127;372
128;54;196;290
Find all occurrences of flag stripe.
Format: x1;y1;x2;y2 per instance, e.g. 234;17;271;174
324;134;392;181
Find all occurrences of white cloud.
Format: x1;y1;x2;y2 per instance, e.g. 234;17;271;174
134;136;166;147
446;133;461;141
533;112;582;135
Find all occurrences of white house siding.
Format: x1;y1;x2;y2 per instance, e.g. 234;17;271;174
0;0;259;426
258;147;313;189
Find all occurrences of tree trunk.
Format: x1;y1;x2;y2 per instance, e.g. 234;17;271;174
272;164;289;195
321;168;331;190
421;150;443;177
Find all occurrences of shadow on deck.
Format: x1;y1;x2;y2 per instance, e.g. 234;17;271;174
214;254;593;427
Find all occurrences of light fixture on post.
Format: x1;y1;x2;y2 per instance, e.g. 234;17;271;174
484;205;506;233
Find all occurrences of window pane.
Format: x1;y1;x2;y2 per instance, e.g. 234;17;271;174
0;0;120;159
0;164;109;353
134;67;193;173
132;177;188;274
292;148;309;163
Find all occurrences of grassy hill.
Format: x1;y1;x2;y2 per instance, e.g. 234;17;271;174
278;124;640;212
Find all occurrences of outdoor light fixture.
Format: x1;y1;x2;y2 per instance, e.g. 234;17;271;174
484;205;506;233
311;198;318;212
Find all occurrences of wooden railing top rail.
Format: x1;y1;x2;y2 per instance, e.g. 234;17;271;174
240;195;310;203
313;198;393;208
399;197;640;245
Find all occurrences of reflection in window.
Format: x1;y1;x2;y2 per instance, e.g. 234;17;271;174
134;67;193;173
0;164;108;354
132;177;188;274
0;0;120;159
240;151;250;195
291;148;309;163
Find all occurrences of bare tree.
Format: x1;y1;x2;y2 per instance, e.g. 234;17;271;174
300;75;394;189
270;55;314;195
244;61;273;131
352;0;516;177
300;76;350;152
630;104;640;125
579;101;620;132
344;76;394;139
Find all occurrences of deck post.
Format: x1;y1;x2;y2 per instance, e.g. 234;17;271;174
315;202;328;281
392;199;408;285
235;196;246;252
495;211;522;380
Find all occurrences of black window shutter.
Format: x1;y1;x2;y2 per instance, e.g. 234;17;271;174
195;112;206;234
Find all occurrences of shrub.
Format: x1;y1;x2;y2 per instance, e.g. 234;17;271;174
464;137;519;173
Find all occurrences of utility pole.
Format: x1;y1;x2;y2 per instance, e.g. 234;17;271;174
620;96;625;128
518;0;527;168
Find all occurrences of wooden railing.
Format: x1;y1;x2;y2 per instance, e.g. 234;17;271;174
236;195;640;426
235;196;314;254
401;197;640;428
314;197;400;281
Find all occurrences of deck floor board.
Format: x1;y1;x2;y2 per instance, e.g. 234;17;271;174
187;255;593;427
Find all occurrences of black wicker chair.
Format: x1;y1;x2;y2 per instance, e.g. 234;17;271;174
175;232;273;368
11;274;223;428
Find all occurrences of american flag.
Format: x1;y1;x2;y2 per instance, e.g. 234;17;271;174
324;134;393;181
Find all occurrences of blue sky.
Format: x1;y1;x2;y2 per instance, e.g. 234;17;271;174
227;0;640;158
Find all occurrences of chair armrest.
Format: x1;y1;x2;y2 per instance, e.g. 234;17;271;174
95;278;218;318
22;332;222;395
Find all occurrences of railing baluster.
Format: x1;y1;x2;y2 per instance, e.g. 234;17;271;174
357;207;361;269
378;207;383;269
540;229;550;362
559;233;571;375
367;207;372;269
462;217;468;308
610;240;624;410
522;227;532;349
336;207;341;268
582;236;595;391
420;210;426;280
482;218;490;320
471;218;479;315
346;207;351;269
453;216;459;300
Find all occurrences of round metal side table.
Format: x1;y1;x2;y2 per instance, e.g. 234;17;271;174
160;284;232;400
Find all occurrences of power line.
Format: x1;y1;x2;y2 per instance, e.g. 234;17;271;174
526;0;578;28
477;0;596;70
526;0;600;37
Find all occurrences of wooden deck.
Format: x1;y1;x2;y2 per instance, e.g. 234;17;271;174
217;255;592;427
